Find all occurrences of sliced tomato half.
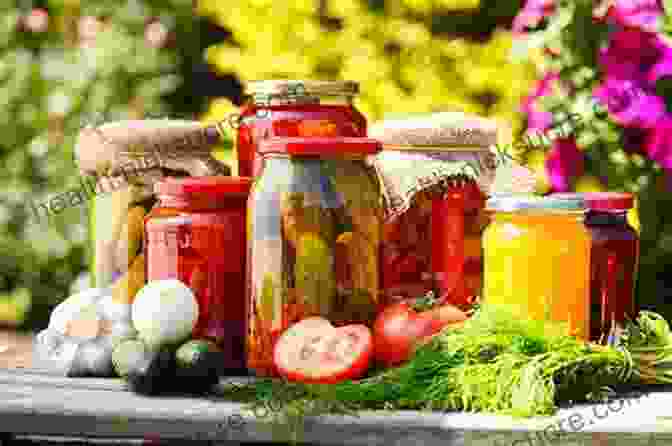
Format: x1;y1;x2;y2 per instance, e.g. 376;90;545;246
273;317;373;384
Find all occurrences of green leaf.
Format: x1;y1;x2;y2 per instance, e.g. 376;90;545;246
664;0;672;19
509;6;574;62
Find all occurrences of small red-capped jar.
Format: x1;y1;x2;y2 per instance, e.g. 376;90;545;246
145;176;252;373
236;80;367;177
246;137;383;376
552;192;639;342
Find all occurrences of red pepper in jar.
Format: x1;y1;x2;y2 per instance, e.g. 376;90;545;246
236;80;367;177
145;177;252;373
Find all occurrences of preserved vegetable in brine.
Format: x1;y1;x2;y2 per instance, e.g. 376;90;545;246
237;80;367;177
246;138;382;377
145;177;251;373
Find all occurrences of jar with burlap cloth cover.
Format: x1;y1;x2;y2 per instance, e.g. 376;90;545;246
75;119;231;305
370;112;536;308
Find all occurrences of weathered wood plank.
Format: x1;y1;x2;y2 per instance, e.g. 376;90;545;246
2;369;672;445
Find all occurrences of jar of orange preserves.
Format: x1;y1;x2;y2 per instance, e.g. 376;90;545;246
483;195;591;339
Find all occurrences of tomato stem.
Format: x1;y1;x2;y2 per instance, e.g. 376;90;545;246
410;291;439;312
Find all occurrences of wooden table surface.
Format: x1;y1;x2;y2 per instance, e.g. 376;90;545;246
1;331;672;445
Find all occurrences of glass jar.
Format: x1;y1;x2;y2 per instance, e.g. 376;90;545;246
552;192;639;342
145;176;252;373
369;113;499;309
247;137;383;376
382;179;488;308
483;195;591;340
236;80;367;177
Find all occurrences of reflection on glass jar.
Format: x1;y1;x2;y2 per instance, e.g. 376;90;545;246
483;195;591;340
145;177;252;373
246;137;383;377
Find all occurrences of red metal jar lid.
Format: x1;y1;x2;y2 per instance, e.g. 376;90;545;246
551;192;634;210
155;176;253;198
583;192;634;211
258;137;381;156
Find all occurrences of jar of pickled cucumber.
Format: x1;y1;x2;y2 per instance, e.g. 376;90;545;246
246;137;383;376
483;195;591;339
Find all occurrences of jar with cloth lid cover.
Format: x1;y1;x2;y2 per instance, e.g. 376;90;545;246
370;112;499;309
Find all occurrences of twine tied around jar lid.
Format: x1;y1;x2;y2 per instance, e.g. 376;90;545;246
370;112;498;221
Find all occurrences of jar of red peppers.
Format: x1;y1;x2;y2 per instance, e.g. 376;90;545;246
246;137;383;376
236;80;367;177
370;113;499;309
145;176;252;373
552;192;639;342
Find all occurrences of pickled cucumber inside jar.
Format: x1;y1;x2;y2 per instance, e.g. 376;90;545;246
247;137;382;377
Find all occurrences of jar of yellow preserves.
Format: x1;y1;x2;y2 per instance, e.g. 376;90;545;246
483;195;591;340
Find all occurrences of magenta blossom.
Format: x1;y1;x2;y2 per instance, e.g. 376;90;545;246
607;0;663;32
545;138;585;192
645;118;672;169
647;45;672;83
522;72;559;132
512;0;555;33
599;29;666;80
593;77;666;128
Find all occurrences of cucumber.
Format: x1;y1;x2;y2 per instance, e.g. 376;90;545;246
126;347;176;396
112;339;148;379
175;340;224;394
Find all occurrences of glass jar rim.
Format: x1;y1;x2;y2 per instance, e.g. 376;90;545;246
244;80;359;98
154;176;253;198
259;137;381;156
550;192;634;211
486;194;586;212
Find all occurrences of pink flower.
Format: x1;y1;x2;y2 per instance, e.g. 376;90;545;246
78;16;102;42
647;45;672;83
512;0;556;33
607;0;663;32
593;77;666;128
545;138;585;192
645;118;672;169
522;72;559;132
24;8;48;33
599;29;665;80
145;21;168;48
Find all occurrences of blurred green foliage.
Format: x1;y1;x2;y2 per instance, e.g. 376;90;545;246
0;0;211;330
199;0;534;135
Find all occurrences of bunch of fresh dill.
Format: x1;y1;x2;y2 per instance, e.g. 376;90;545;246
219;304;645;423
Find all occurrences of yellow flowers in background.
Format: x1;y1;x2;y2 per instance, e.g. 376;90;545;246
196;0;536;150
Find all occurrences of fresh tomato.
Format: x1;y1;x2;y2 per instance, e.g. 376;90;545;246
273;317;373;384
373;299;467;367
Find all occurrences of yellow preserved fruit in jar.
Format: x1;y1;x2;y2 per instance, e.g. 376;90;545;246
483;195;591;340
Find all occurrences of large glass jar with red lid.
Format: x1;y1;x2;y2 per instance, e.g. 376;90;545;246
552;192;639;342
246;137;383;376
236;80;367;177
145;176;252;373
